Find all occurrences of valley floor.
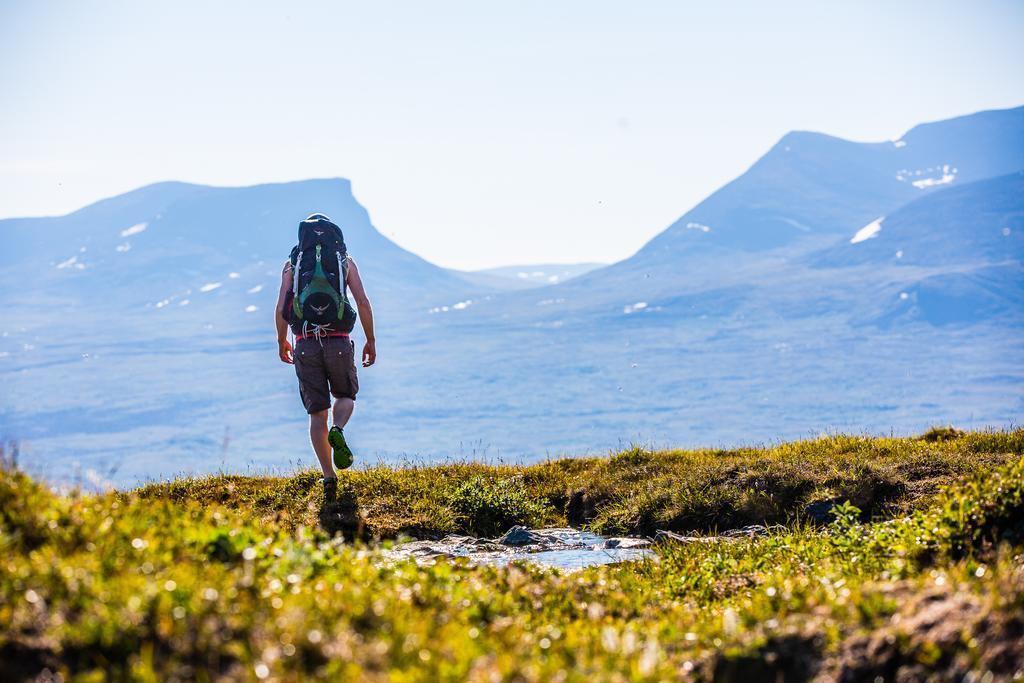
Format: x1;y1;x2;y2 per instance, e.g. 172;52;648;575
2;429;1022;680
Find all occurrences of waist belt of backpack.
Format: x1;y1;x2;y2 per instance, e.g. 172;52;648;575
295;331;350;342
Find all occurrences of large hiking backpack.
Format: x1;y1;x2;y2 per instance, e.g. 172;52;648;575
288;214;357;337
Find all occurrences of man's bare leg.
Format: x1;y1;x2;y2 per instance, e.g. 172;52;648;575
309;410;334;478
332;397;355;430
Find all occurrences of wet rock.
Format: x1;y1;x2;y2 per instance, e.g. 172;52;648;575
528;528;592;547
603;537;652;549
440;535;484;547
804;498;844;524
721;524;785;538
654;530;727;544
654;530;685;544
394;541;447;557
497;525;548;546
441;535;505;552
655;526;785;544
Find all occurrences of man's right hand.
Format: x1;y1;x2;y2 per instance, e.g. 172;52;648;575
278;338;294;364
362;339;376;367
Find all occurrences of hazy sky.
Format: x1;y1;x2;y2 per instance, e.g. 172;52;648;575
1;1;1022;269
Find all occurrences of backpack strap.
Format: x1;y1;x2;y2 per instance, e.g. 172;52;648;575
336;250;345;293
292;246;303;299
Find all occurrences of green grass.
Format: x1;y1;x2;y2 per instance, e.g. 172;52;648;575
134;429;1021;538
2;429;1023;680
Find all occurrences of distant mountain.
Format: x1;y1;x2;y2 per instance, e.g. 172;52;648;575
452;263;605;290
506;106;1024;321
2;107;1022;489
0;178;490;484
633;105;1024;260
0;178;482;335
811;171;1024;269
871;264;1024;327
799;172;1024;327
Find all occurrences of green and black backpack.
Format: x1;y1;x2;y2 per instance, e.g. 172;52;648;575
287;214;357;337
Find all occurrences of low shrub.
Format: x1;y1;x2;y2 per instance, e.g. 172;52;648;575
447;475;549;537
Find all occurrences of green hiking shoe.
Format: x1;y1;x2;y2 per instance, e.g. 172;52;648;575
329;426;354;470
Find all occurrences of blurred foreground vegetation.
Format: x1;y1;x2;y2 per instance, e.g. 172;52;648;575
2;429;1023;680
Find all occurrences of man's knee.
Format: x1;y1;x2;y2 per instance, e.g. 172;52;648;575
309;410;329;429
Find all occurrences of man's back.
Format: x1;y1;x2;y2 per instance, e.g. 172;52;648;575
275;213;376;504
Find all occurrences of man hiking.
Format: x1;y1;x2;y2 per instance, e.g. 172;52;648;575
276;213;376;504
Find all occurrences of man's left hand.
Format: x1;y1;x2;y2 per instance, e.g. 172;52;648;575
362;340;376;367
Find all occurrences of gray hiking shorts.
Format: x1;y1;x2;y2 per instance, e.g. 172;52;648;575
294;336;359;414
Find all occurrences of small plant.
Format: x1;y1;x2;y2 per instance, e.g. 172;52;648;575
447;475;548;537
830;500;862;530
918;425;965;442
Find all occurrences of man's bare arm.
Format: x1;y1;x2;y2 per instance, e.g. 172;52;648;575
276;260;294;364
346;258;376;367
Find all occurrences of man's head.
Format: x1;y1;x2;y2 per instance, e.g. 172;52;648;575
305;213;331;223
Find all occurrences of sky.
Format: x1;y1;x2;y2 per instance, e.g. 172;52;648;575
1;2;1022;270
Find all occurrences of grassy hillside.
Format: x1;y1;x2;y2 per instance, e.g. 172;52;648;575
2;429;1023;681
135;428;1020;538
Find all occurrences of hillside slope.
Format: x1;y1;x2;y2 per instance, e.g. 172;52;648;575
0;177;481;329
538;105;1024;314
633;104;1024;262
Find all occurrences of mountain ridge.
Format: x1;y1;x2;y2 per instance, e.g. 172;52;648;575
1;106;1022;487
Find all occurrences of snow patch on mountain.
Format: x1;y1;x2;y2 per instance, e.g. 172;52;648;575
912;173;956;189
851;218;884;244
120;222;148;237
429;299;474;313
895;165;958;188
56;255;84;270
623;302;648;314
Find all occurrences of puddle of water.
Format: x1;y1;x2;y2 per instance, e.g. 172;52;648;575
384;528;654;571
488;546;653;571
